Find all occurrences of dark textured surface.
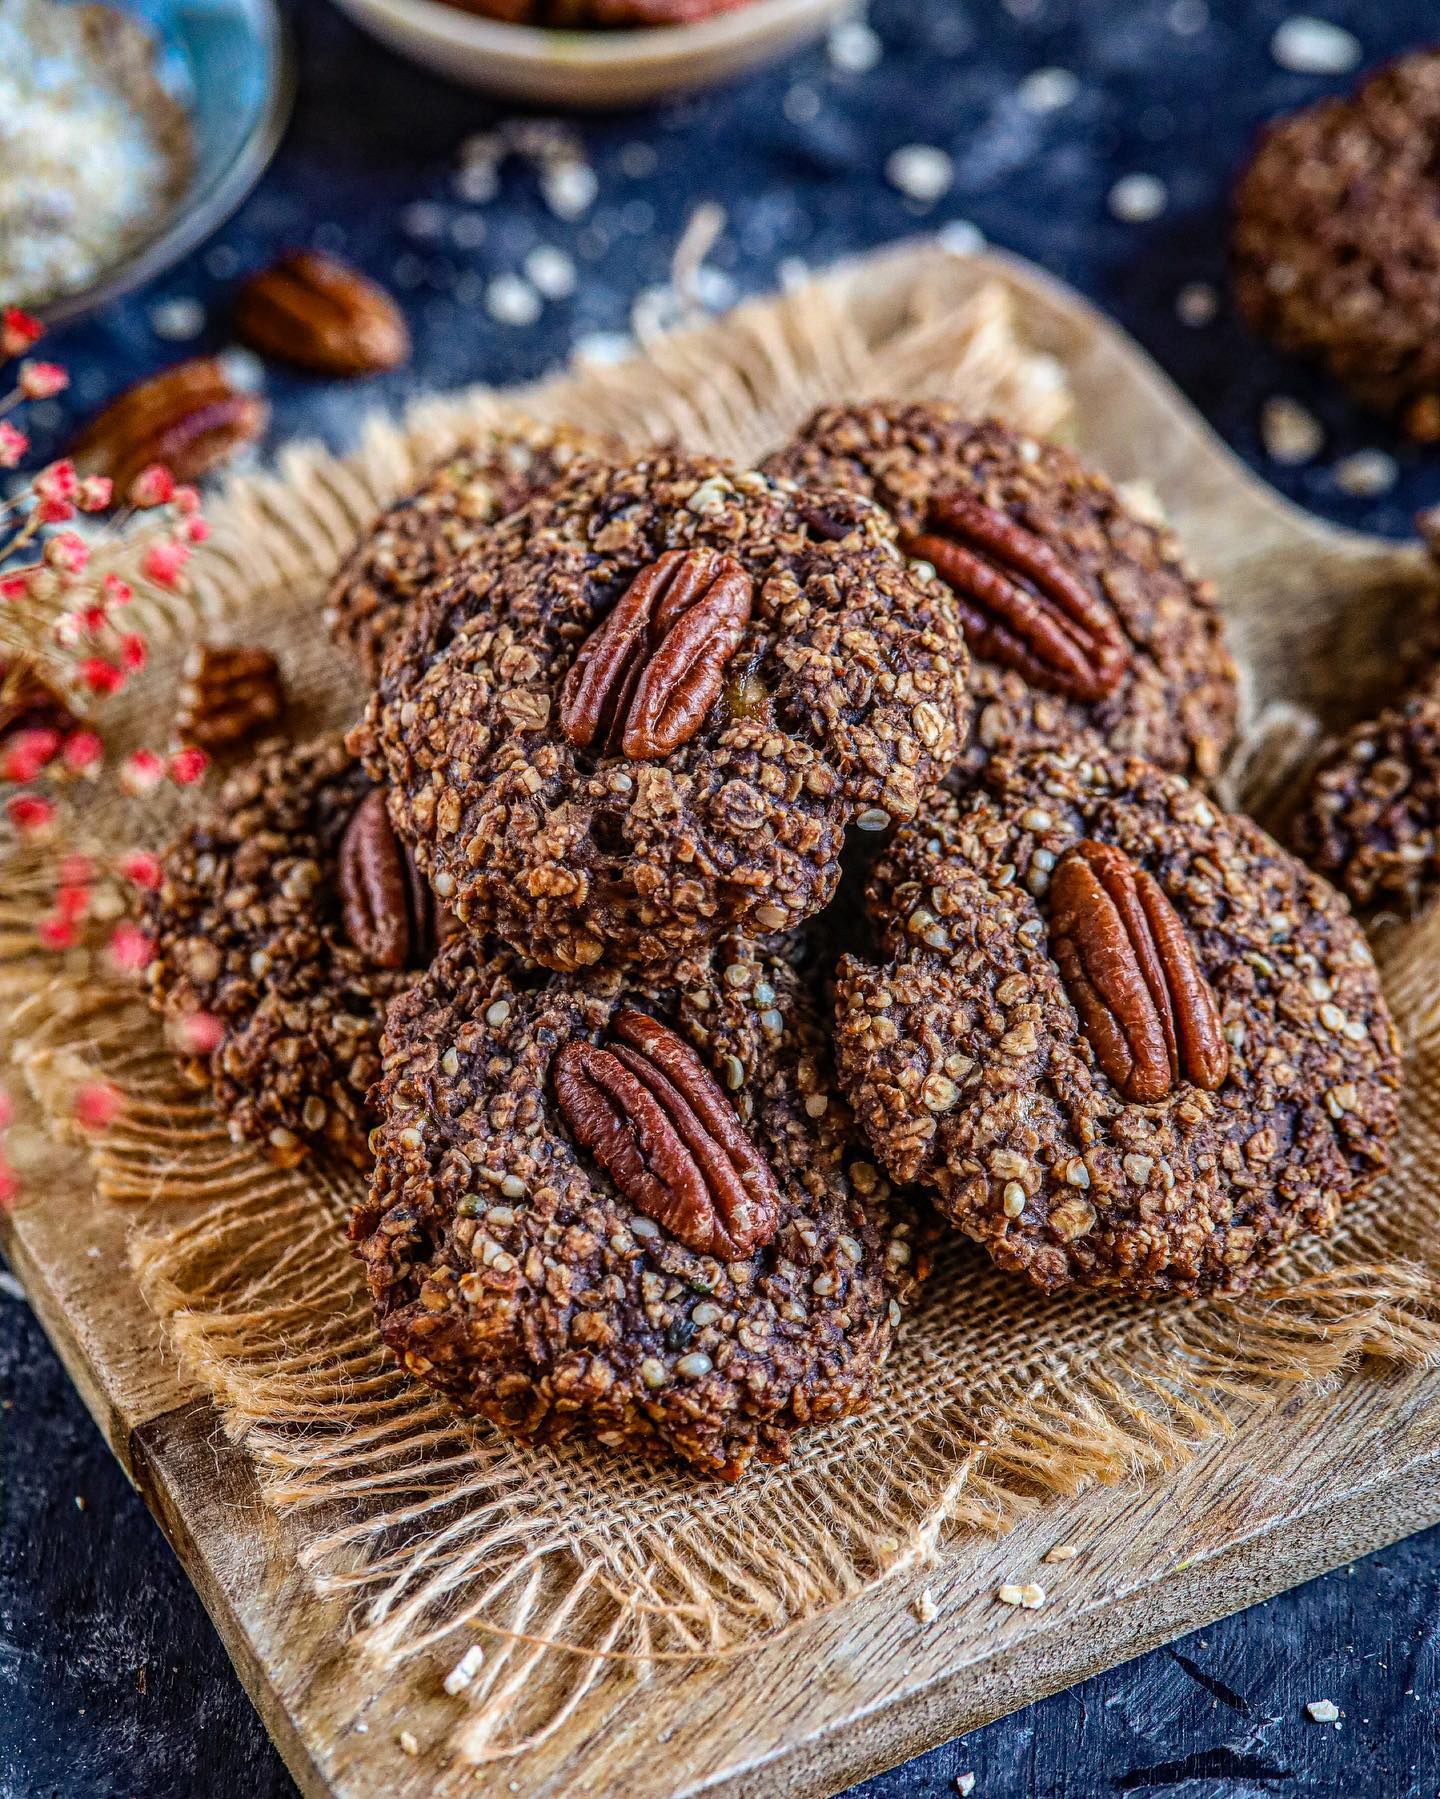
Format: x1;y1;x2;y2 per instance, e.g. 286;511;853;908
6;0;1440;1794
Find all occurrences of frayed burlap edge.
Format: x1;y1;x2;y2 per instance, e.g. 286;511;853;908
5;246;1440;1768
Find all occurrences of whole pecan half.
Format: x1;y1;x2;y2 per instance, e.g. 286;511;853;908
234;252;411;377
904;494;1128;702
176;645;285;751
71;358;268;497
554;1008;781;1258
1049;839;1228;1104
338;788;441;970
558;548;753;760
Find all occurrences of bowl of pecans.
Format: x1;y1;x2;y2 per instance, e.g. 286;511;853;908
8;0;293;322
325;0;850;107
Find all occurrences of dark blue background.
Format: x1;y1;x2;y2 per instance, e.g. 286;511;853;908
5;2;1440;1795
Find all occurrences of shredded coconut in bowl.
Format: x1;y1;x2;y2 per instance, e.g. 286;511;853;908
0;1;192;310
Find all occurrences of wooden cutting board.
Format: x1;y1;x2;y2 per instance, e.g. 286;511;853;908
4;243;1439;1799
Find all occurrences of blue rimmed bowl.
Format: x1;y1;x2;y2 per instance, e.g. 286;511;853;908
37;0;294;322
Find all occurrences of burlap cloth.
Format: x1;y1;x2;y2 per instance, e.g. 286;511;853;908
4;244;1439;1765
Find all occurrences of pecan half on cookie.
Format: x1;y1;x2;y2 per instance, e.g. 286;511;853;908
326;421;624;681
353;452;971;972
143;733;445;1168
352;934;928;1477
764;405;1237;785
833;748;1400;1296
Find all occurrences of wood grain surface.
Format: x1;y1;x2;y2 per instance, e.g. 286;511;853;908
4;244;1439;1799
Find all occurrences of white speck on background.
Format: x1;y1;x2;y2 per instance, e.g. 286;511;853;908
443;1644;485;1695
541;161;598;221
828;17;882;73
1017;67;1079;113
1176;282;1218;326
216;347;265;393
1272;17;1362;75
454;163;499;205
0;1270;26;1301
783;83;822;124
1261;395;1324;464
1307;1698;1341;1724
914;1588;940;1623
1333;449;1398;497
1168;0;1208;33
1109;173;1168;222
938;219;986;256
574;331;634;366
149;296;205;341
486;274;542;327
886;144;955;206
401;201;447;242
525;245;577;300
956;1776;977;1797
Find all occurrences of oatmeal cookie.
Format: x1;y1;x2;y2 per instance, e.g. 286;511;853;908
144;732;447;1168
764;405;1237;784
355;451;970;972
833;747;1400;1296
1293;666;1440;917
326;421;621;681
1233;51;1440;438
353;932;928;1478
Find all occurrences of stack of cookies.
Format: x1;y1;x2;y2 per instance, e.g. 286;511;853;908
143;401;1402;1479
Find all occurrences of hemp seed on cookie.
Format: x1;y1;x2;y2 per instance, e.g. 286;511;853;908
764;404;1237;784
833;748;1400;1296
354;450;970;972
326;421;621;681
353;933;928;1478
144;732;449;1168
1233;50;1440;438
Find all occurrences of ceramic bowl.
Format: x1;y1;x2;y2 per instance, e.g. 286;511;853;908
326;0;849;108
38;0;294;322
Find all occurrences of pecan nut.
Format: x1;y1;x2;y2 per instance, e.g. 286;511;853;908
559;549;753;760
71;358;269;496
1049;839;1228;1104
905;494;1128;703
234;252;411;377
176;645;285;751
554;1008;781;1258
338;789;442;970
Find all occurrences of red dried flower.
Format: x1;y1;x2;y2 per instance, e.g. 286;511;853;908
140;538;190;588
36;913;75;950
77;658;125;697
107;921;154;973
73;1081;123;1129
119;749;165;794
2;728;61;784
169;745;209;786
62;730;103;773
44;532;90;577
76;476;113;512
0;421;28;468
7;792;56;834
18;361;68;400
120;849;164;890
2;308;44;358
118;633;148;673
173;1010;225;1055
129;464;176;508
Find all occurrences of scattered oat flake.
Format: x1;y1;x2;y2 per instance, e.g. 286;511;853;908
914;1588;940;1623
397;1728;420;1755
886;145;955;206
1109;173;1168;222
1261;395;1324;464
443;1644;485;1695
956;1777;977;1798
1044;1543;1080;1563
540;161;597;221
1017;67;1078;113
1176;282;1218;327
938;219;986;257
828;17;881;73
149;296;205;342
486;274;542;328
997;1581;1045;1608
1333;449;1398;497
524;245;577;301
1307;1698;1341;1723
1272;17;1362;76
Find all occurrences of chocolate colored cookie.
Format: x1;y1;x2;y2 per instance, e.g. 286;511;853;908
144;733;446;1168
764;405;1237;784
326;422;620;681
353;932;928;1478
1294;667;1440;918
833;747;1400;1296
355;451;970;972
1233;51;1440;438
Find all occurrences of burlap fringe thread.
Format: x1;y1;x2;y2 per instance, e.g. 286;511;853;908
5;251;1440;1767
